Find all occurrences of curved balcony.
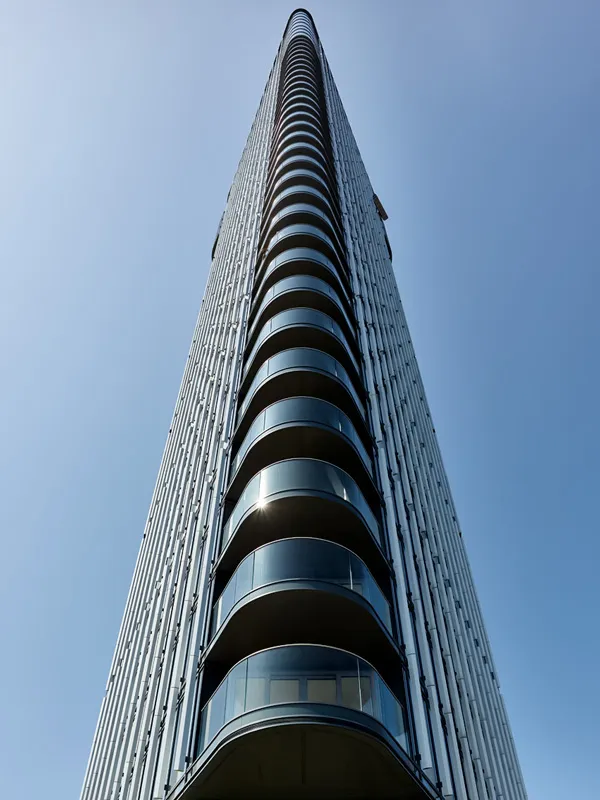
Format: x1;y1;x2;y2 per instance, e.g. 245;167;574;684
271;130;327;162
264;168;336;211
274;109;323;140
283;64;316;80
260;201;342;250
219;459;386;586
206;542;399;687
280;95;321;120
283;65;317;82
269;152;328;182
282;74;319;92
272;142;332;179
274;118;325;149
212;537;391;636
266;155;332;199
260;223;345;274
276;105;322;131
274;127;324;150
246;275;357;355
264;184;338;228
227;396;376;508
253;247;351;307
273;134;326;159
177;645;436;800
286;44;316;61
282;62;317;82
199;645;408;755
281;84;320;108
239;307;361;402
234;348;367;447
281;79;318;100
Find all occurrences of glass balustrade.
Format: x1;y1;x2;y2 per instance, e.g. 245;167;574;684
211;537;391;636
198;645;410;756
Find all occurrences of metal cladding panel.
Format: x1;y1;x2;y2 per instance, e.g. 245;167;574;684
319;45;527;800
79;54;281;800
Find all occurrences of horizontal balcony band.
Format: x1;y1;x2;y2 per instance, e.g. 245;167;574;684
263;183;339;228
226;397;376;510
282;59;317;79
258;203;344;261
263;169;339;222
283;63;318;80
273;115;325;146
238;307;361;403
277;99;322;124
274;109;324;140
282;55;318;71
218;458;386;585
175;707;437;799
285;42;317;59
252;247;351;309
281;84;320;107
266;154;332;199
271;142;332;181
278;105;322;131
280;93;321;118
271;120;327;161
212;538;392;641
197;645;411;771
285;43;317;58
204;586;401;704
265;159;334;205
234;347;367;448
267;154;335;202
281;78;319;99
271;129;326;160
246;274;357;356
230;391;372;475
259;225;346;279
282;75;319;93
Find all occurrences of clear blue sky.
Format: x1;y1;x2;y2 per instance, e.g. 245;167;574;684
1;1;598;797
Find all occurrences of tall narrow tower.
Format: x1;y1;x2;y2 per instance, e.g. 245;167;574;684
81;10;526;800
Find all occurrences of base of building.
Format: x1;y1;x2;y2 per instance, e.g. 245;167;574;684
168;706;438;800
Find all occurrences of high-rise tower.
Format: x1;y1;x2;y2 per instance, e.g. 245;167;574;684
81;10;526;800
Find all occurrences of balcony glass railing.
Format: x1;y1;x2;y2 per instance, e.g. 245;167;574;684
247;274;354;348
198;645;409;756
254;247;350;302
230;396;373;478
242;307;360;387
261;203;340;250
237;347;365;423
211;538;391;636
221;458;381;549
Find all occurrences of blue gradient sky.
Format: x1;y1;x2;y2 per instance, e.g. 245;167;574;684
1;2;598;797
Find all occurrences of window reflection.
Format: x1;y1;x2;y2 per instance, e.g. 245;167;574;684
221;459;381;548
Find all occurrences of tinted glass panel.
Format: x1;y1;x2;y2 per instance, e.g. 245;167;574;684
211;537;391;636
198;645;409;756
221;459;381;549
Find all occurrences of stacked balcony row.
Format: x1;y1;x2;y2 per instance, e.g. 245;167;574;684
187;26;431;799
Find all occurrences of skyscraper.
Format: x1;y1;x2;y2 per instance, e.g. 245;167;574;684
81;9;526;800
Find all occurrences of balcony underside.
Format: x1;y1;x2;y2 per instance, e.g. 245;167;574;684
204;582;399;690
219;491;387;589
170;707;435;800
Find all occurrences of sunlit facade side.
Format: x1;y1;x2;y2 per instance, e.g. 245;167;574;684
80;10;526;800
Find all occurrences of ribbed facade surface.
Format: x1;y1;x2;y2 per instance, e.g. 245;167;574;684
81;10;526;800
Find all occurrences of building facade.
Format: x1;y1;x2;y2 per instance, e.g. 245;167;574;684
81;10;526;800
